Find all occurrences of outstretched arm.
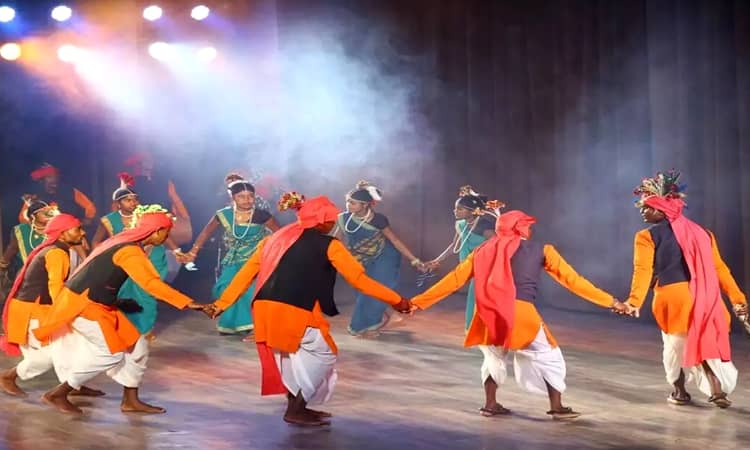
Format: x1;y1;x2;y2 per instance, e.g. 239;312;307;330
73;188;97;221
624;230;655;309
212;238;266;311
382;226;424;269
543;244;617;308
411;252;475;310
113;245;196;309
264;217;280;232
187;216;221;260
327;239;403;305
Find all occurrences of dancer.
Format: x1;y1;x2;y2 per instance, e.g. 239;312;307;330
1;200;57;269
18;163;96;226
424;186;496;330
334;180;425;336
208;192;411;426
622;170;747;408
410;205;628;419
33;205;208;415
186;174;279;337
0;213;103;398
91;174;187;339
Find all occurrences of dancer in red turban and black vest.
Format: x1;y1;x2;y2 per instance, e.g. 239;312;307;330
409;204;629;419
33;205;209;415
0;214;103;398
622;170;747;408
209;192;411;427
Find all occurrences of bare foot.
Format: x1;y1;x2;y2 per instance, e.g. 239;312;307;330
0;370;27;397
121;399;167;414
284;410;330;426
42;393;83;415
145;333;157;343
70;386;106;397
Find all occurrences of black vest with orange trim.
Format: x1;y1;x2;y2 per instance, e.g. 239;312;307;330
254;229;339;316
648;220;691;286
16;242;71;305
66;243;131;305
510;240;545;302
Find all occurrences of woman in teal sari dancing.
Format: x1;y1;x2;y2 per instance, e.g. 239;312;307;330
425;186;497;330
186;174;279;338
91;175;186;339
336;181;426;336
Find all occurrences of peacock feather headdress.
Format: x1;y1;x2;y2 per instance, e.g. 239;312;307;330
633;169;687;208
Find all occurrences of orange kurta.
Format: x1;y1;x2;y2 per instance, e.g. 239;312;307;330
411;245;615;350
34;245;193;353
215;238;402;354
6;247;70;345
627;229;746;334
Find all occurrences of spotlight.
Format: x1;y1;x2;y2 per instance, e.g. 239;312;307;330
148;42;172;60
0;42;21;61
143;5;162;21
0;6;15;23
51;5;73;22
191;5;210;21
57;44;80;63
197;46;216;62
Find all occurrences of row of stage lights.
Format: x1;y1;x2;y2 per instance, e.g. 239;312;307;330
1;4;216;62
0;4;212;23
0;42;218;62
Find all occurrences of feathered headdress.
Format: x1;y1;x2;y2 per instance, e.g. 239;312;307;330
633;169;687;208
457;185;492;216
278;191;306;211
112;172;138;201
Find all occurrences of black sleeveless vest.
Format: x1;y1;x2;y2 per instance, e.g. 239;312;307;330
510;240;545;303
254;229;339;316
648;221;691;286
66;243;132;306
16;242;71;305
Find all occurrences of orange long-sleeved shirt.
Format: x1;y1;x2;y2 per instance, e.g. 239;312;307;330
215;237;401;310
412;244;615;310
626;229;747;308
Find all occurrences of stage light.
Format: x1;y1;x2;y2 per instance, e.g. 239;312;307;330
0;6;15;23
0;42;20;61
51;5;73;22
197;46;216;62
148;42;172;60
57;44;81;63
143;5;162;21
191;5;210;21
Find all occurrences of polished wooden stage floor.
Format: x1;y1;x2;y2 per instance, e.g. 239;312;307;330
1;288;749;450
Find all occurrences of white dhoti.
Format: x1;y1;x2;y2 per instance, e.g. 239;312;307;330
53;317;149;389
275;327;337;405
16;319;56;381
661;332;737;396
478;325;566;395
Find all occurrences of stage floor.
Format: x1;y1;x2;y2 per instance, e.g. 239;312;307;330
1;293;749;450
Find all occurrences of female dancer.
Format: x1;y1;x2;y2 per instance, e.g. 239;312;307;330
335;181;425;336
186;174;279;337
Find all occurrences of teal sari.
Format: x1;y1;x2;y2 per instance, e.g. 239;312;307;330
102;211;168;335
456;219;490;330
212;207;270;334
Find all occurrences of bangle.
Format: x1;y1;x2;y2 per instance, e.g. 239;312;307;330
410;258;422;267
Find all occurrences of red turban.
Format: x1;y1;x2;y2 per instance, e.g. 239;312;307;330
1;214;81;356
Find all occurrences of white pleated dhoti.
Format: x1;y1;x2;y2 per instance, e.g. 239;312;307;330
16;319;58;381
275;327;338;405
661;332;737;396
478;325;566;395
51;317;149;389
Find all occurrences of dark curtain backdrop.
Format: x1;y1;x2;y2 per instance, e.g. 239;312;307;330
1;0;748;317
274;0;750;312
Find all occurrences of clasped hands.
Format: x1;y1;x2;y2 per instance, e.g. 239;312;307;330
611;300;639;318
186;302;223;319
